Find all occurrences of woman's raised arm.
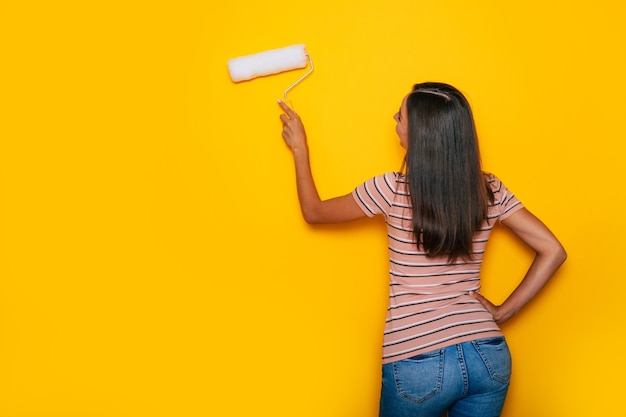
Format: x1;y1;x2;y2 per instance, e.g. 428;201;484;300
279;100;366;224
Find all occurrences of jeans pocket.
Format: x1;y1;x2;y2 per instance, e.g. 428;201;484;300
392;349;444;403
472;336;512;384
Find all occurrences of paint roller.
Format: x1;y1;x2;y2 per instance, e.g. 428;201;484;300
227;44;314;101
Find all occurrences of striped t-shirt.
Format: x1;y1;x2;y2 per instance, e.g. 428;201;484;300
352;172;523;364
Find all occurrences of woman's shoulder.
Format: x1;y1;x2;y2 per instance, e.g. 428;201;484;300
483;171;520;205
483;171;502;189
363;171;408;195
391;171;407;182
368;171;406;183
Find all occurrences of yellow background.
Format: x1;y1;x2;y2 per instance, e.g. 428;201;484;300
1;1;625;416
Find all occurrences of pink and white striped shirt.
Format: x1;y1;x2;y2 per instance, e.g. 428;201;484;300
352;172;523;364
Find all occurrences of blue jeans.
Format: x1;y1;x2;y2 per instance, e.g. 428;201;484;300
379;337;512;417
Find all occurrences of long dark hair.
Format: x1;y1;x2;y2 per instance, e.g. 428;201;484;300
405;82;493;261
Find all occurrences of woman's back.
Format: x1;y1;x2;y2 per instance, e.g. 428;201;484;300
353;172;523;363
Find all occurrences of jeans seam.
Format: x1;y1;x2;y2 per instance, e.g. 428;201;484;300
456;344;470;396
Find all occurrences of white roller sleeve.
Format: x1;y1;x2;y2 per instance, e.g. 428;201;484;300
227;44;308;82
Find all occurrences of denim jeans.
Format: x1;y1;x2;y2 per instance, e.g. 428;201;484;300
379;337;512;417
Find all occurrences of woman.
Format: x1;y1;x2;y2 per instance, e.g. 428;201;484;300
278;82;566;417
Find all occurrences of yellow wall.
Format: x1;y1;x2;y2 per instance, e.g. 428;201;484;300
2;1;625;416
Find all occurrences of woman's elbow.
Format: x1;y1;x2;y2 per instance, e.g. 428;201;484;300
551;241;568;266
303;214;320;224
301;208;323;224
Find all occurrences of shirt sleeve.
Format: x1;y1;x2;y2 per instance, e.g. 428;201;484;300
488;174;524;222
352;172;399;218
